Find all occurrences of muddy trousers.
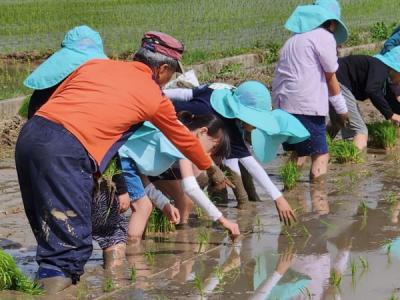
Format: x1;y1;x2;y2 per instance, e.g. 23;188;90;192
15;116;94;282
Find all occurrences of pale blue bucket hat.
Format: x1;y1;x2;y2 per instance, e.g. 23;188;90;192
24;25;108;89
118;122;185;176
210;81;280;135
285;0;348;44
251;109;310;163
375;45;400;72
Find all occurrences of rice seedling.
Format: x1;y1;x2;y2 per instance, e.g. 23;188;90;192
193;273;205;299
0;249;43;295
367;121;397;149
103;277;114;293
194;205;205;219
350;259;357;277
197;229;210;253
282;226;294;244
129;266;136;283
359;257;369;270
329;271;342;287
146;208;175;234
302;225;311;237
144;250;156;265
359;201;369;218
383;239;393;255
328;139;362;164
389;293;398;300
385;191;398;205
280;161;300;190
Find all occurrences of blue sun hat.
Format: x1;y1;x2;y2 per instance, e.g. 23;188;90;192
118;122;185;176
251;109;310;163
24;25;108;90
285;0;348;44
375;45;400;72
210;81;280;135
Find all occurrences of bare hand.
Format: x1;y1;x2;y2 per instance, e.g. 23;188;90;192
275;197;297;226
118;192;130;213
391;113;400;126
162;204;181;224
219;217;240;241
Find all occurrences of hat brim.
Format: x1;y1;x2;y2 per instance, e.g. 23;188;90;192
251;109;310;163
24;47;107;89
374;48;400;73
284;5;348;44
210;89;280;134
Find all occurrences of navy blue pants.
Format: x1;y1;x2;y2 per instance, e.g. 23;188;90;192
15;116;95;281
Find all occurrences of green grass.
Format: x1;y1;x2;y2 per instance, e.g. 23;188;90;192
279;161;300;190
328;138;363;164
0;249;43;295
367;121;398;149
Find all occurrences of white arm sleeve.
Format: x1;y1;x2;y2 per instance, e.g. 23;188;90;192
239;156;282;200
332;249;350;274
163;88;194;102
181;176;222;221
144;183;170;210
250;271;282;300
329;93;348;114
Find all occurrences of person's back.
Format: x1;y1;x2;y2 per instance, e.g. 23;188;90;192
272;28;337;116
37;59;171;170
336;55;390;102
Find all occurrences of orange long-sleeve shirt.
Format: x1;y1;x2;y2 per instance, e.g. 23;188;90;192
37;59;212;172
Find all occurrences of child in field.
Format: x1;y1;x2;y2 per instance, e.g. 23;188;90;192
272;0;349;180
328;48;400;149
164;81;310;226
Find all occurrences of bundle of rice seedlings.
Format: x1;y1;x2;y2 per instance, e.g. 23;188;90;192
279;161;300;190
328;139;362;163
0;249;43;295
367;121;397;149
146;208;175;233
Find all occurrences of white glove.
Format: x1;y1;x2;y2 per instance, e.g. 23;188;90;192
329;93;348;114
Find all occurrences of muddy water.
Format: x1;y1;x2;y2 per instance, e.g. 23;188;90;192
1;151;400;299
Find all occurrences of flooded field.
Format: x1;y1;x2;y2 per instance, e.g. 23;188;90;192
1;149;400;299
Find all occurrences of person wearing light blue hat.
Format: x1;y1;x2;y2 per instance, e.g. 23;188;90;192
164;81;310;226
329;46;400;150
273;0;349;180
23;25;108;118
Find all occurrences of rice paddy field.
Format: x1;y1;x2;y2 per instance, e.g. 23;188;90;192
0;0;399;100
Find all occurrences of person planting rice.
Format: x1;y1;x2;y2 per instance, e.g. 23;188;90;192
328;49;400;150
92;112;240;268
15;30;229;294
164;81;310;226
272;0;349;180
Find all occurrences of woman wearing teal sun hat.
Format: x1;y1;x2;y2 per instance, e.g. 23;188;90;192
273;0;349;180
164;80;310;226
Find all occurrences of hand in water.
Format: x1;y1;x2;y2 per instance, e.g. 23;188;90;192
162;204;181;224
275;196;297;226
219;216;240;241
118;192;130;213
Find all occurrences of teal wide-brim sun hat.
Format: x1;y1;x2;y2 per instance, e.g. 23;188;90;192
375;45;400;72
118;122;185;176
285;0;348;44
24;25;108;90
210;81;280;135
251;109;310;163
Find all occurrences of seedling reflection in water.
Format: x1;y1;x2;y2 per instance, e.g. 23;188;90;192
197;229;210;252
144;250;156;265
193;273;205;298
129;265;136;283
359;257;369;270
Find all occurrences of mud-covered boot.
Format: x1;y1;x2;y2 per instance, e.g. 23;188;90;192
239;162;261;202
227;168;249;209
36;266;73;294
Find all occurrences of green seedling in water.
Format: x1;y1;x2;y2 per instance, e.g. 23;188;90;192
144;250;156;265
129;266;136;283
328;139;363;164
280;161;300;190
302;225;311;237
350;259;357;277
194;205;205;219
383;239;393;255
147;208;175;234
283;227;295;244
197;229;210;252
389;293;398;300
213;266;226;292
329;271;342;287
359;257;369;270
359;201;369;218
193;273;205;298
0;249;43;295
367;121;397;149
103;277;114;293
